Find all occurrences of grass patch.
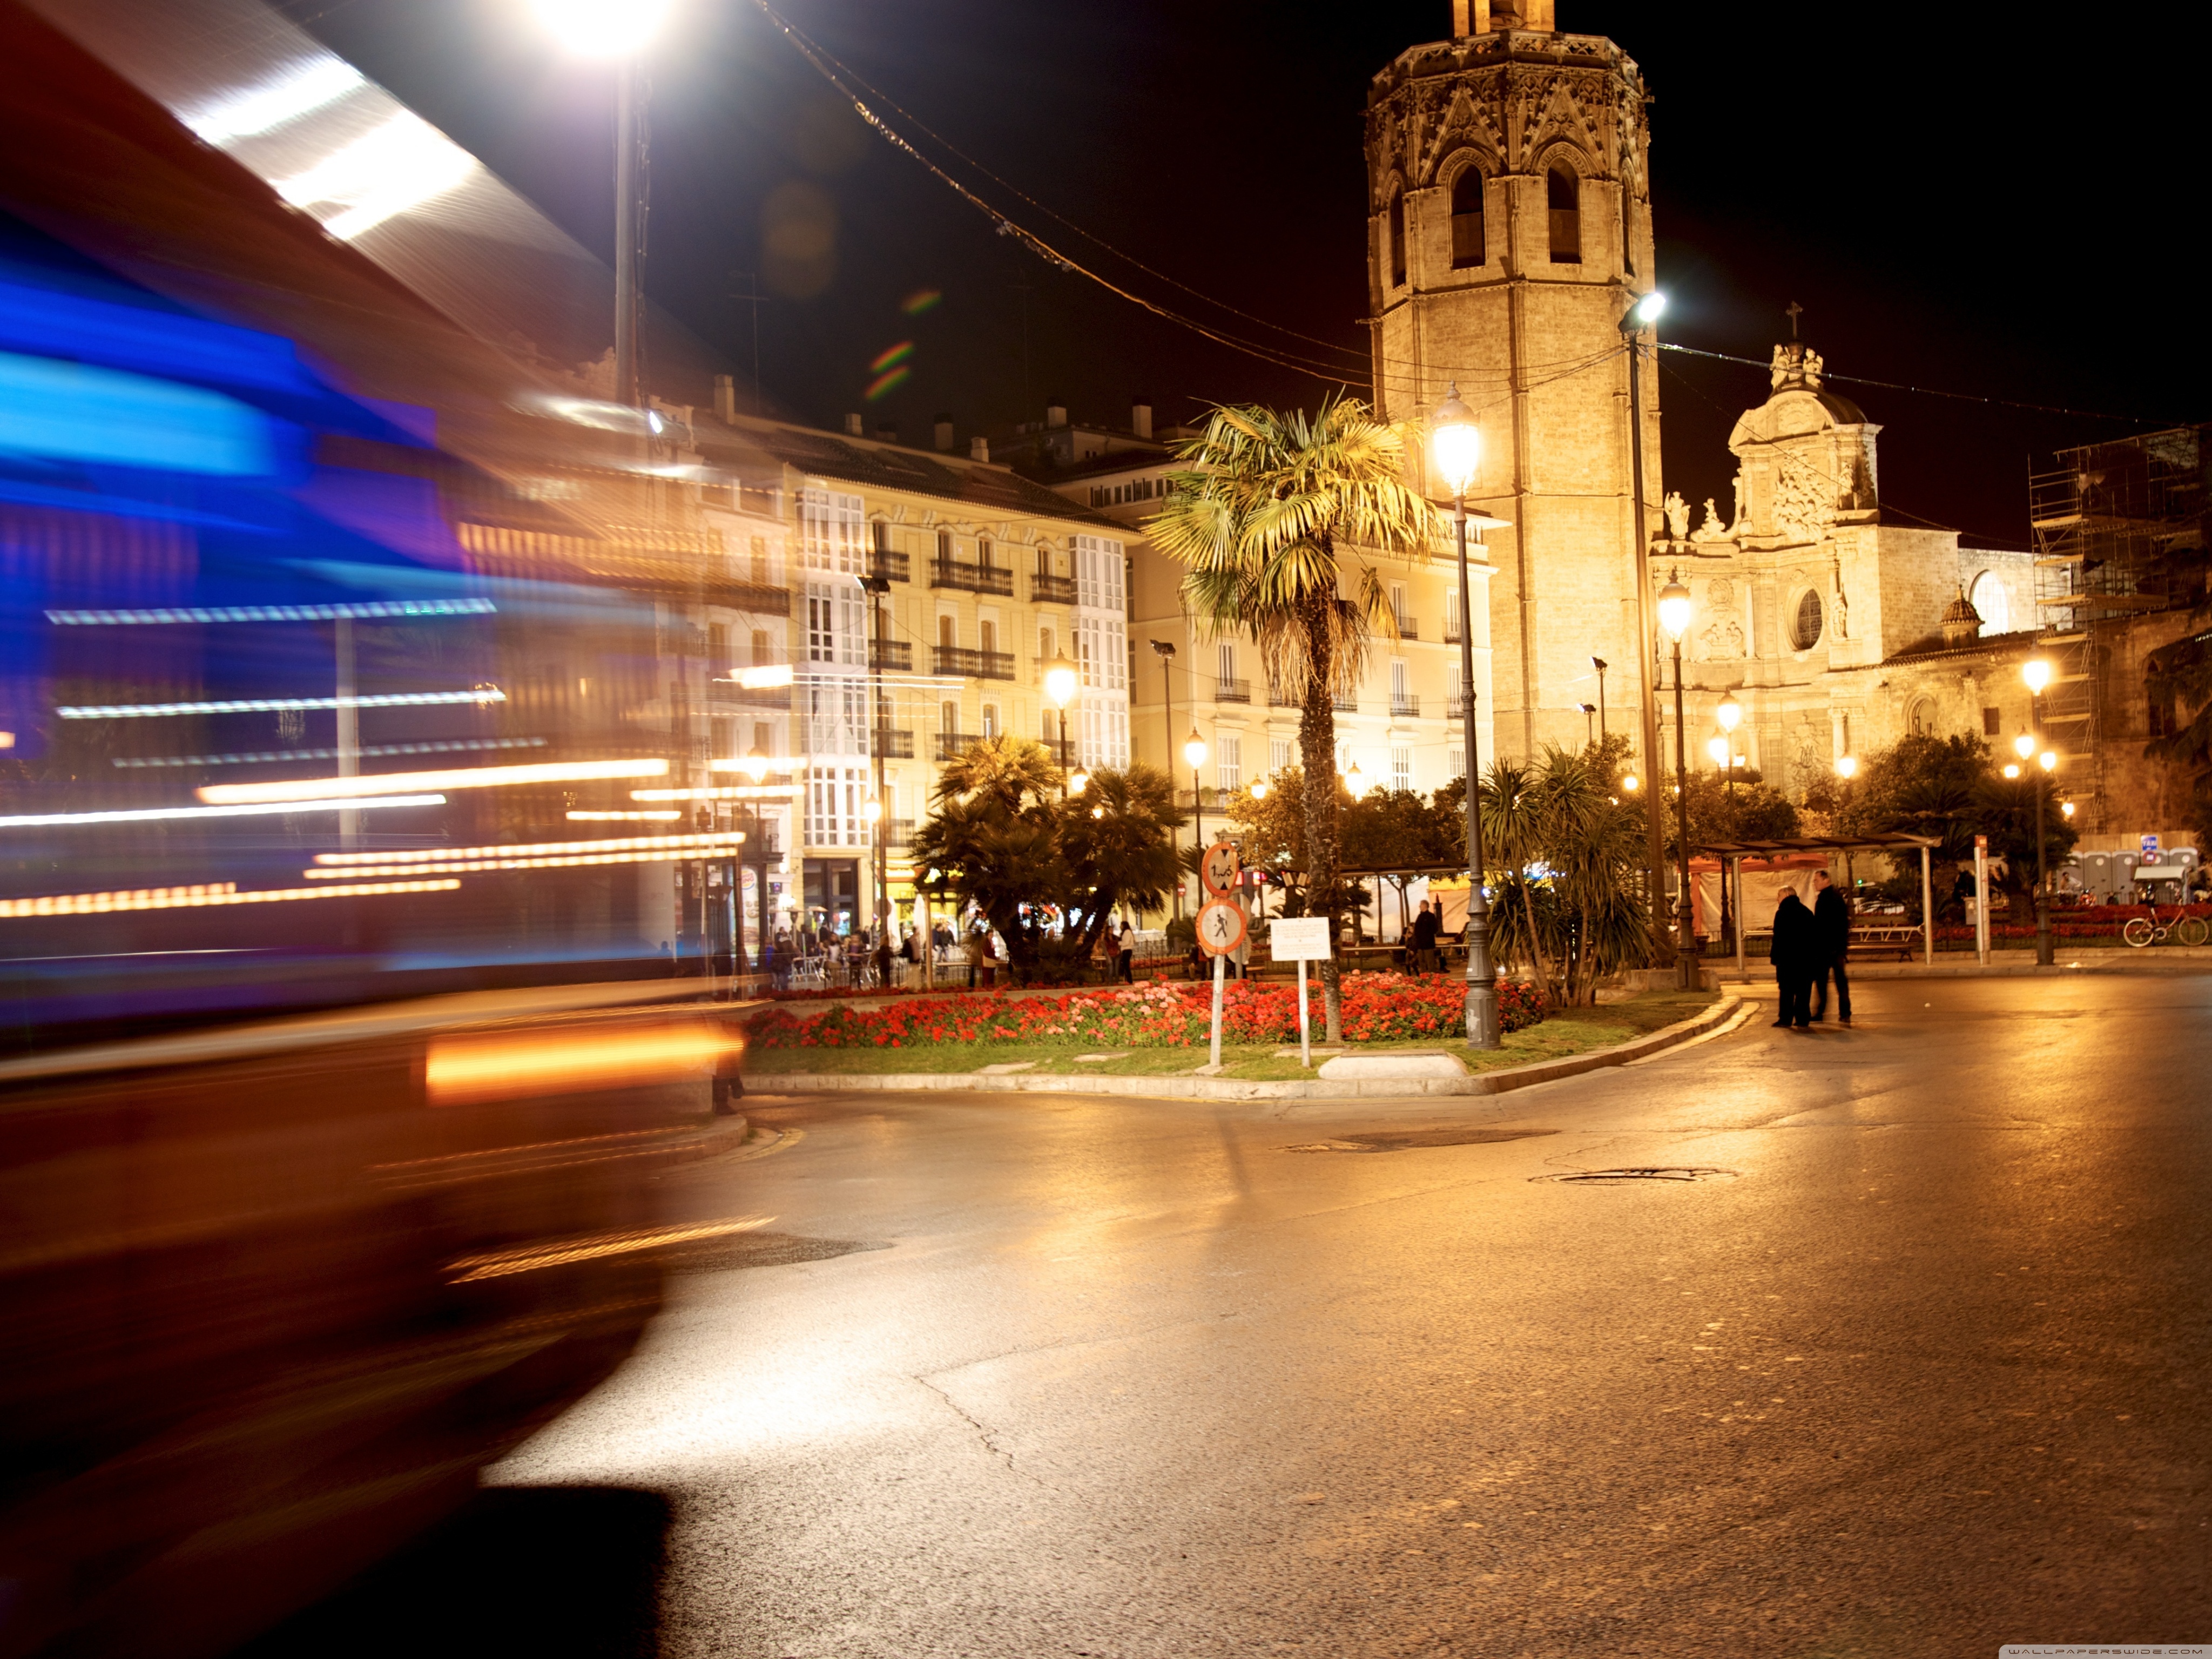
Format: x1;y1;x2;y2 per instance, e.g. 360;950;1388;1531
743;988;1722;1083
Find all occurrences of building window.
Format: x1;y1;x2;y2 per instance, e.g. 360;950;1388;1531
937;530;953;562
1450;167;1484;268
753;721;772;756
707;622;727;665
1036;544;1051;576
940;698;957;737
1908;698;1936;737
1982;706;2001;737
751;629;771;666
1789;590;1824;651
1547;165;1580;264
1392;746;1412;792
939;615;956;649
711;717;731;756
1449;745;1466;780
982;703;999;738
1969;570;2010;636
1218;641;1236;691
748;535;770;585
1271;737;1292;775
1388;189;1407;287
1039;625;1054;663
977;538;994;569
979;618;997;656
1218;733;1242;793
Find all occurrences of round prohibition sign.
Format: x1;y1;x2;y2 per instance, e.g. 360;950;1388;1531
1196;899;1247;957
1200;841;1241;896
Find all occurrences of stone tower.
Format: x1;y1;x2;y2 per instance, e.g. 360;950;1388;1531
1365;0;1661;764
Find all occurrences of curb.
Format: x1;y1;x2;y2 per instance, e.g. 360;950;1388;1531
752;995;1744;1103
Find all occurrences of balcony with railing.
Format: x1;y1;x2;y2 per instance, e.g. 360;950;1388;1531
930;557;1014;596
869;638;913;673
1267;682;1299;708
1333;692;1359;713
1447;694;1471;719
934;730;985;761
1214;677;1251;704
933;645;1016;680
716;681;792;711
1445;616;1464;644
1390;694;1420;719
871;728;915;759
1392;615;1419;640
868;549;910;584
1030;571;1077;605
882;817;915;848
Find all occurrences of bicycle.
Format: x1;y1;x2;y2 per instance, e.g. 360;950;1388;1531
2121;908;2209;948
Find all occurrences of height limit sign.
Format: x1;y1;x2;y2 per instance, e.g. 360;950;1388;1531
1201;840;1240;899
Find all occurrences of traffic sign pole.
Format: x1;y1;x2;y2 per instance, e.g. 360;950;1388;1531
1210;949;1225;1068
1974;833;1991;966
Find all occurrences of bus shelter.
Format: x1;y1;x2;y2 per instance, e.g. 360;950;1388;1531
1695;833;1943;975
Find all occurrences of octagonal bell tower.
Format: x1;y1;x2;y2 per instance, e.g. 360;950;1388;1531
1366;0;1661;765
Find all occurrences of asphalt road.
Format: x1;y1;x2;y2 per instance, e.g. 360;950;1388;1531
270;975;2212;1658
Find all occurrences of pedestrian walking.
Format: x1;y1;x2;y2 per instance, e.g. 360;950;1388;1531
1771;889;1816;1029
1811;871;1853;1025
1411;898;1441;975
1116;917;1136;983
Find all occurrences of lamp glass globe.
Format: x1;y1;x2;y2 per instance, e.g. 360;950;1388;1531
2022;658;2054;694
1716;695;1742;733
532;0;674;56
2014;732;2036;759
1043;653;1078;710
1657;578;1693;640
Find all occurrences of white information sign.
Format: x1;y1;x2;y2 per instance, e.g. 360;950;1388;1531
1269;917;1332;960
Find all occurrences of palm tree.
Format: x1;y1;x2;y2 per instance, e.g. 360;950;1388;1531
1150;398;1442;1041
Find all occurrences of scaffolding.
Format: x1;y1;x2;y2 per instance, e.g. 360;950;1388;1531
2027;426;2210;831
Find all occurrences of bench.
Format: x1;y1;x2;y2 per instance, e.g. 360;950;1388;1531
1847;923;1923;961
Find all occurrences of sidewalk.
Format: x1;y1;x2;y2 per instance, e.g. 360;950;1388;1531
1708;946;2212;983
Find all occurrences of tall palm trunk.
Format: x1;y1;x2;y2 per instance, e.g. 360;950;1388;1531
1518;871;1550;1002
1296;586;1344;1042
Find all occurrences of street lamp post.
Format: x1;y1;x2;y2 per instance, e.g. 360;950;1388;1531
1044;651;1079;798
1620;289;1671;962
861;571;893;987
2022;656;2055;965
1151;639;1179;914
1591;657;1608;746
1581;703;1597;748
1184;728;1209;865
1658;570;1695;987
1716;693;1742;802
1429;385;1501;1048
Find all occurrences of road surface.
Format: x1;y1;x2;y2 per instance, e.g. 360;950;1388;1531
252;976;2212;1657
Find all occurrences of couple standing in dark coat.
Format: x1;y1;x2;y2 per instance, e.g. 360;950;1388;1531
1771;871;1853;1029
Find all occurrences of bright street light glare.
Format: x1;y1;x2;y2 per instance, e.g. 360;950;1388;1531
1069;768;1090;795
2022;657;2054;694
1656;576;1693;641
2040;750;2058;772
531;0;676;57
1043;652;1079;710
1630;290;1665;327
2014;733;2037;759
2002;763;2021;779
1716;694;1742;733
1836;756;1858;779
1429;383;1481;497
1183;729;1208;771
1707;736;1729;765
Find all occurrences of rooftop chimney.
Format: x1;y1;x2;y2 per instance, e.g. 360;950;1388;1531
970;435;990;463
714;374;737;423
933;413;954;451
875;423;898;444
844;413;863;436
1045;400;1067;429
1131;398;1153;441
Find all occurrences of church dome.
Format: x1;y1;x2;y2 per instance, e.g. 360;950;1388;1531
1940;586;1983;646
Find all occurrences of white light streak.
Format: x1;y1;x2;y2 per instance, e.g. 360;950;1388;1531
183;57;366;146
115;737;545;770
275;110;477;241
60;689;504;719
635;784;801;800
723;664;794;690
200;757;664;805
47;598;494;625
566;811;683;822
0;878;458;919
313;830;747;867
0;794;443;830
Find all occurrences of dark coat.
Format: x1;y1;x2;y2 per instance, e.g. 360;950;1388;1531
1412;909;1441;950
1771;892;1817;976
1813;885;1851;959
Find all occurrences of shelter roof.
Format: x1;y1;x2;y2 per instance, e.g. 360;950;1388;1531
1694;833;1939;856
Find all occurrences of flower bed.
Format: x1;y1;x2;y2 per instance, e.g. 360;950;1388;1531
740;972;1547;1051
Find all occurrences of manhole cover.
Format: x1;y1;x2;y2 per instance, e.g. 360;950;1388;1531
659;1231;892;1273
1534;1166;1738;1184
1283;1128;1557;1154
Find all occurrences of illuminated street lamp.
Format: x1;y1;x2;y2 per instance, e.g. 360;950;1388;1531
1707;735;1730;768
1716;693;1743;800
740;746;770;784
1429;383;1501;1048
2022;658;2055;963
533;0;675;409
1184;728;1209;899
2002;763;2021;779
1250;777;1270;802
1069;767;1090;795
1657;571;1695;984
1044;650;1079;796
1835;754;1858;780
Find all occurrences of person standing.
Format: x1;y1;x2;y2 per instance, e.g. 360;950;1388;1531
1811;870;1853;1026
1771;889;1816;1029
1116;916;1136;983
1410;898;1441;976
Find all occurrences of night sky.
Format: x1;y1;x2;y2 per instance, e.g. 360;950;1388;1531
282;0;2208;550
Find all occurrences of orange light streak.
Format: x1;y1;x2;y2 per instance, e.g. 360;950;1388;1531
424;1020;745;1107
0;878;460;918
199;757;668;805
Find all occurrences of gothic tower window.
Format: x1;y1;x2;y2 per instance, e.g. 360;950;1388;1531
1547;166;1580;264
1789;590;1825;652
1450;167;1485;268
1388;189;1407;287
